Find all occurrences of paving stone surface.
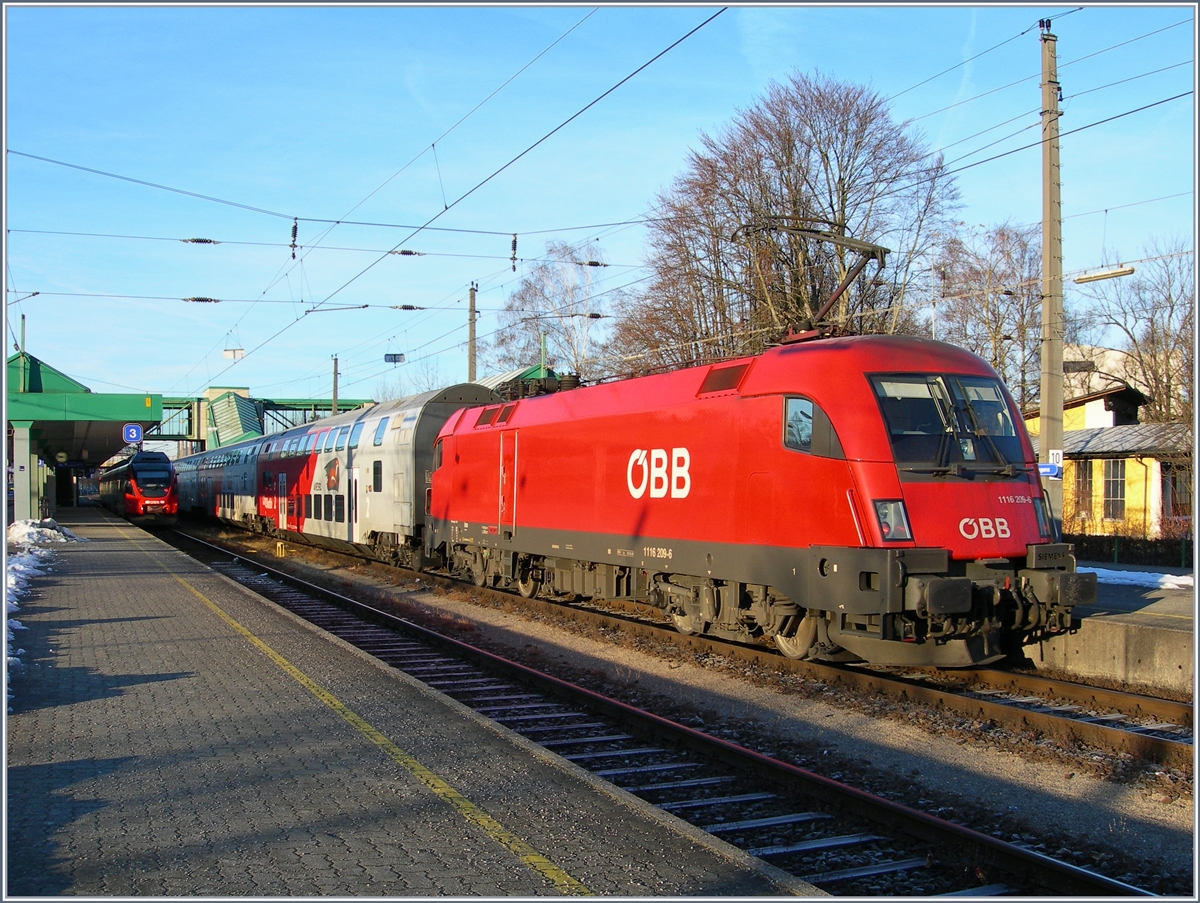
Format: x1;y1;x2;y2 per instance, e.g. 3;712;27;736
7;508;808;896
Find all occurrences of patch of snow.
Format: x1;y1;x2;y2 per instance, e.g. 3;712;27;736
6;518;86;706
1078;566;1194;591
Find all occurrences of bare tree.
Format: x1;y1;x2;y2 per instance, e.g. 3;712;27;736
607;70;958;370
934;222;1042;411
480;240;611;380
1075;239;1194;424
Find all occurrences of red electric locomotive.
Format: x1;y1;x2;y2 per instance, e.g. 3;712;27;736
426;335;1095;667
97;451;179;523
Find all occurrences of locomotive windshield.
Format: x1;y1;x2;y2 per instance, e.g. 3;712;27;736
870;374;1026;474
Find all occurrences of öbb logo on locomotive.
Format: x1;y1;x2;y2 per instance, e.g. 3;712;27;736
172;335;1099;671
626;448;691;499
958;517;1011;539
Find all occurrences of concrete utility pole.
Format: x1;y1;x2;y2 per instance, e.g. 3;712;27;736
468;283;477;382
331;355;339;415
1038;20;1065;535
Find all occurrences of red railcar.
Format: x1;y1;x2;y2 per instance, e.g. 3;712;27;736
427;335;1095;667
97;451;179;523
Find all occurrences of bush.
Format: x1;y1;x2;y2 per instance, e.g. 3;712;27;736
1064;533;1193;568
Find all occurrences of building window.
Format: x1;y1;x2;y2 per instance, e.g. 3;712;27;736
1162;462;1192;518
1074;460;1093;521
1103;459;1126;520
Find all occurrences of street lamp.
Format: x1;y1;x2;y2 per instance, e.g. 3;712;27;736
1073;265;1135;285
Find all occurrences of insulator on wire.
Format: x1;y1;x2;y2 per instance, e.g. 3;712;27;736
290;218;298;259
511;234;518;272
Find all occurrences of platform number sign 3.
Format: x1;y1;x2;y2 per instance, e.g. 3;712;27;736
123;423;143;444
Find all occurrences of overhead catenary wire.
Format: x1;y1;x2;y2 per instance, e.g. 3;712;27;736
180;8;726;396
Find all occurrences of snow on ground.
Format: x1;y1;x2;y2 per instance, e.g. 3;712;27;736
6;519;88;707
1078;566;1194;591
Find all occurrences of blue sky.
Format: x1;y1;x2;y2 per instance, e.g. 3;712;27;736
4;4;1195;404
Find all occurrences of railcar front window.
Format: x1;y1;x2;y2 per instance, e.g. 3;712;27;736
871;374;1024;472
133;468;172;497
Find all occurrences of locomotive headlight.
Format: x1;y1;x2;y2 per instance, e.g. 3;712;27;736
873;500;913;542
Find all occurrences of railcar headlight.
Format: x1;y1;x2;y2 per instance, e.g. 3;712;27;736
873;500;912;542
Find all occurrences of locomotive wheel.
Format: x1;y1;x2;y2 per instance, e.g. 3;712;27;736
774;614;819;659
670;609;697;636
516;572;542;598
470;551;488;587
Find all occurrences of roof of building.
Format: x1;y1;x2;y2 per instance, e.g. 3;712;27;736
1032;422;1193;459
1022;382;1149;420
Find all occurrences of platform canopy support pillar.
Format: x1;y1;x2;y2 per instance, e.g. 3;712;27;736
10;421;35;522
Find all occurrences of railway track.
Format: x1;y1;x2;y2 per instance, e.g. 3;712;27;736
170;528;1154;896
177;525;1193;769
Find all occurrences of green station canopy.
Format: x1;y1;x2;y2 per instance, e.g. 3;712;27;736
7;352;163;468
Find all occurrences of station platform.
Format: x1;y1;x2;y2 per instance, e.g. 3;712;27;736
1028;561;1194;696
6;507;814;896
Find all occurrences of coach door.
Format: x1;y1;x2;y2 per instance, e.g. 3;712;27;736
499;431;518;539
277;473;287;530
348;467;358;542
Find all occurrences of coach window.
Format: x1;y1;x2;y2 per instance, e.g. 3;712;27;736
334;495;346;523
304;495;312;518
334;427;350;451
311;494;322;520
348;423;365;449
324;494;334;521
373;460;383;493
373;417;389;446
323;430;337;453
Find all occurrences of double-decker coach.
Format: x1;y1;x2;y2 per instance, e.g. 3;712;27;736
176;384;496;565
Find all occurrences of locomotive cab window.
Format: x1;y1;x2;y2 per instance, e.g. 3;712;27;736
433;438;444;470
871;374;1023;470
783;397;844;459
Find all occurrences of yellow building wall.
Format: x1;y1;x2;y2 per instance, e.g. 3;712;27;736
1024;406;1090;438
1062;456;1161;538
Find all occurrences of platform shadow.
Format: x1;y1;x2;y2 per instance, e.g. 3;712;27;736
6;757;135;896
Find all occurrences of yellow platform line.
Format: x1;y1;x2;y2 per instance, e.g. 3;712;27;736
135;538;591;895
